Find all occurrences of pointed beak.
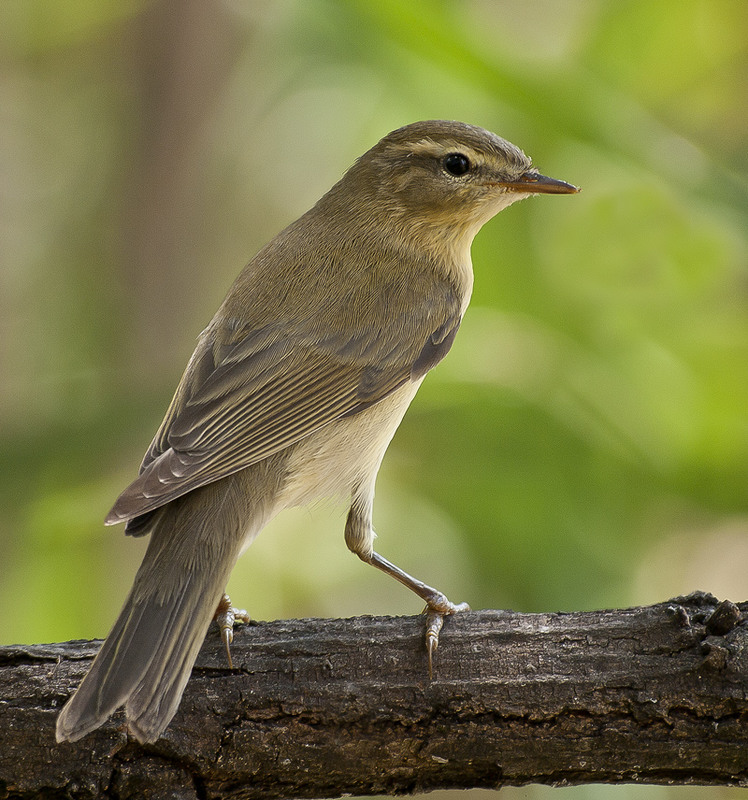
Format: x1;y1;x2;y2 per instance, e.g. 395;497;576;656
501;171;579;195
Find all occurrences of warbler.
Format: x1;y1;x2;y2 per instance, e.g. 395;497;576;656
56;120;578;744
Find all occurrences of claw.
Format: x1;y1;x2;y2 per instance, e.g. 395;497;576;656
423;601;470;679
221;624;234;669
213;593;250;669
362;550;469;680
425;610;445;680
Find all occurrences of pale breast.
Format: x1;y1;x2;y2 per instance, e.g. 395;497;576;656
276;378;424;510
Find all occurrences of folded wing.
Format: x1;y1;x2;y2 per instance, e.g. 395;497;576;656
107;302;461;527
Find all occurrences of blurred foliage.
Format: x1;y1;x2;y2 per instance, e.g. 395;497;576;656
0;2;747;796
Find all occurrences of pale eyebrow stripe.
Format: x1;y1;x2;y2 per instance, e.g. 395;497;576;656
395;138;482;159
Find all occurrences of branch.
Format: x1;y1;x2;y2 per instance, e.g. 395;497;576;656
2;592;748;799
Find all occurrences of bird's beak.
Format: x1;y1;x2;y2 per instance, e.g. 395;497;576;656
500;172;579;195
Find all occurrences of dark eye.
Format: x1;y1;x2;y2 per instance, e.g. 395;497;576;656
444;153;471;176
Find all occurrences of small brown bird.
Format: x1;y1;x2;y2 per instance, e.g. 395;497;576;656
56;120;578;744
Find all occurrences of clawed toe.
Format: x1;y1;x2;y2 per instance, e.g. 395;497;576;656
213;593;250;668
423;600;470;678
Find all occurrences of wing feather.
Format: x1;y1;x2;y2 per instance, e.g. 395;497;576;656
107;274;463;527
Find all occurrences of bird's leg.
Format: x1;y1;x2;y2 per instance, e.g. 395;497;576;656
367;551;470;677
345;500;469;677
213;593;250;668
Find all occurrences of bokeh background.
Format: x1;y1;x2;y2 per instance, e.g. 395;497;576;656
1;1;747;797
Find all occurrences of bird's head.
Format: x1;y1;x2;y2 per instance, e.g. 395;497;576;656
339;120;578;255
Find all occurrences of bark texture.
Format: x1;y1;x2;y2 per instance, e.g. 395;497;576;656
1;592;748;799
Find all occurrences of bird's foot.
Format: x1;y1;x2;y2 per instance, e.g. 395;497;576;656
213;593;250;669
423;595;470;679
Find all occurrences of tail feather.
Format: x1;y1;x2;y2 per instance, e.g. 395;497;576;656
56;595;149;742
55;579;221;743
125;586;218;742
56;475;259;744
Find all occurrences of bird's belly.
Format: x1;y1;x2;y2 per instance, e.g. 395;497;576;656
275;378;423;509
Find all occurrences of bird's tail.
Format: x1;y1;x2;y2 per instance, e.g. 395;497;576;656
56;475;261;744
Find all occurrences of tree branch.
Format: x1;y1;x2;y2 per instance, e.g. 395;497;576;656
2;592;748;799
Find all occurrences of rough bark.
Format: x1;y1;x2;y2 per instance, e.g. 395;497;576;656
1;592;748;799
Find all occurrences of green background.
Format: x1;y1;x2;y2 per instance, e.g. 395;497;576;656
1;2;747;798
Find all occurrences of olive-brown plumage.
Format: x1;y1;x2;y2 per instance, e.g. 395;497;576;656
56;120;578;744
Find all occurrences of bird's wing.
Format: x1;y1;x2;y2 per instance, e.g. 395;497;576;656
106;302;461;526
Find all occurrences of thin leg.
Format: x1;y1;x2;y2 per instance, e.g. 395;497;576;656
365;551;469;677
213;593;250;668
345;497;468;677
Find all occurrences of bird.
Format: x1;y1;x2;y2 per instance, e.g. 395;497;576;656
56;119;578;744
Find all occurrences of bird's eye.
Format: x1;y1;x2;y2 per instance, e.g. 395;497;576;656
443;153;471;177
